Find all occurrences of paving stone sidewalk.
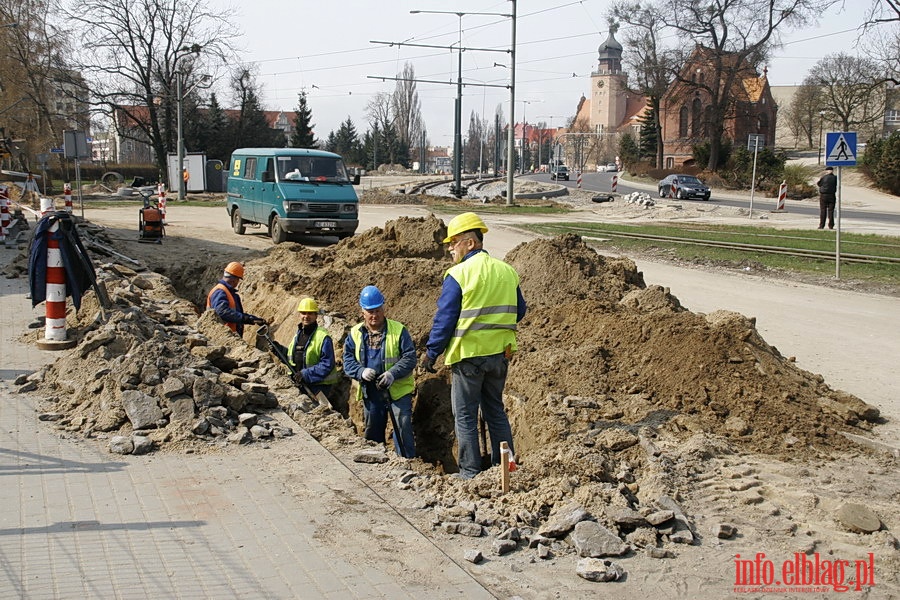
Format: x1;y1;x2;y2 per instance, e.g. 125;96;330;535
0;247;492;599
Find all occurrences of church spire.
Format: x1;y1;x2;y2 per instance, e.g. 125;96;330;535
597;21;623;74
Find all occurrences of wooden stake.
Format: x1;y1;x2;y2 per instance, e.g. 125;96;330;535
500;441;510;494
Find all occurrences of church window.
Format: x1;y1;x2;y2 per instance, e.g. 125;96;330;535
692;98;702;137
679;106;689;137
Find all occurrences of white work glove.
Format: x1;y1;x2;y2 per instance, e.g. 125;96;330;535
377;370;394;389
361;368;377;382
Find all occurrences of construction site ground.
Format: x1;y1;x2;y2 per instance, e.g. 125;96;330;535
2;178;899;599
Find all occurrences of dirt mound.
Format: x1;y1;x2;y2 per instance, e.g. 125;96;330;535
16;213;887;577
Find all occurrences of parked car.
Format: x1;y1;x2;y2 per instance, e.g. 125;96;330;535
550;165;570;181
658;174;711;201
597;163;618;173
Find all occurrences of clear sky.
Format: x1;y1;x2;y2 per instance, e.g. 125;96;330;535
226;0;879;145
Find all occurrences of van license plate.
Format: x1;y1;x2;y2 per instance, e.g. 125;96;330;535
315;221;337;228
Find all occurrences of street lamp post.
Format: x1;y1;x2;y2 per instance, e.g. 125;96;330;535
173;44;203;200
519;100;541;174
506;0;517;205
817;110;827;165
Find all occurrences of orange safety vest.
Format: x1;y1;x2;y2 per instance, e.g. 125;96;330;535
206;283;238;333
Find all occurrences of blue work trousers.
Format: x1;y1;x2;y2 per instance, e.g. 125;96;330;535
450;353;515;478
362;392;416;458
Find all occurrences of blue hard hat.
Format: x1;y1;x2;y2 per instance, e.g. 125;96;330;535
359;285;385;310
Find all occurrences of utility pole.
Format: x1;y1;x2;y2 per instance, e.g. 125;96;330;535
505;0;517;205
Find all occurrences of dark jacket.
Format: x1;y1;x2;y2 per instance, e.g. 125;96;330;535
817;173;837;196
29;212;97;311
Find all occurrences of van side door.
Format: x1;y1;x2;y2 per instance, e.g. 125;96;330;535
258;157;279;225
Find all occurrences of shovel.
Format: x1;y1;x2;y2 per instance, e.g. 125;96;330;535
257;324;331;409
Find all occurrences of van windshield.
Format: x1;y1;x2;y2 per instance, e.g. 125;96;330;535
275;156;351;183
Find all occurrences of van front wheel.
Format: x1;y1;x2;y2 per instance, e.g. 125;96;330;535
270;215;287;244
232;208;246;235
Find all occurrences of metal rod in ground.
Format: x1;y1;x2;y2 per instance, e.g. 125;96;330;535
500;441;510;493
381;387;407;458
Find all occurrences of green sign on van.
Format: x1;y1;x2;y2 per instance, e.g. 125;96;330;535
226;148;360;244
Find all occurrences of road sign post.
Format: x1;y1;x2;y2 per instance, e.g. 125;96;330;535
825;132;857;279
747;134;764;219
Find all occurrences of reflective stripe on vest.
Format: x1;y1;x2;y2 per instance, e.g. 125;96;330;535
350;319;414;401
287;325;340;385
206;283;238;333
444;251;519;365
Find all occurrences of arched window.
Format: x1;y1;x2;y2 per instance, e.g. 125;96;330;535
692;98;703;137
666;156;674;168
679;105;689;137
758;113;769;133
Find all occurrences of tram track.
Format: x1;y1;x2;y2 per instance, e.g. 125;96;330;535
536;224;900;265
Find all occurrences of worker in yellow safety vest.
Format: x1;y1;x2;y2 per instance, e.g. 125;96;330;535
343;285;417;458
271;297;340;396
422;212;527;479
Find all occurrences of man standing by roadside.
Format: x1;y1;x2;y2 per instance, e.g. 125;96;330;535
421;213;527;479
206;262;265;336
817;166;837;230
343;285;417;458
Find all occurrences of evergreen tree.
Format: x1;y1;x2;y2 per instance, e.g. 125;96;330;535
231;71;285;149
323;131;338;153
333;117;362;164
618;132;640;169
198;93;232;163
637;105;658;160
290;91;317;148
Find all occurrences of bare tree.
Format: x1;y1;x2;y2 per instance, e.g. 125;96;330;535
808;53;887;137
658;0;840;170
366;91;398;166
609;7;672;168
62;0;237;174
784;82;823;148
0;0;72;171
391;63;423;155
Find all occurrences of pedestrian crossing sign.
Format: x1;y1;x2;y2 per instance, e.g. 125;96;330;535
825;132;857;167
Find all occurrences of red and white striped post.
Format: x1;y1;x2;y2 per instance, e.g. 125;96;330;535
576;170;583;189
774;180;787;211
0;185;10;244
611;174;618;193
157;182;167;223
44;218;68;342
670;181;677;198
63;182;73;213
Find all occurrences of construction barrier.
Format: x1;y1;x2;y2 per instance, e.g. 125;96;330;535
774;180;787;211
64;182;73;213
671;181;677;197
44;217;68;342
157;182;167;223
611;174;618;193
0;185;9;244
576;171;582;189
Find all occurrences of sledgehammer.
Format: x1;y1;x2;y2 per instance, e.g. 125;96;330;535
257;324;331;409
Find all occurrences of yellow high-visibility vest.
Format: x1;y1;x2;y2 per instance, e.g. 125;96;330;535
444;252;519;365
350;319;414;400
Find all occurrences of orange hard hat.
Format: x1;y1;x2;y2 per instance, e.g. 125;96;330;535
224;262;244;279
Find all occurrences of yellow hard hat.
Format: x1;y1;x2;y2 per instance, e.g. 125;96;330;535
296;297;319;313
224;262;244;279
442;212;488;243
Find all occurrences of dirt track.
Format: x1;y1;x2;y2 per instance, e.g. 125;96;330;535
12;196;900;598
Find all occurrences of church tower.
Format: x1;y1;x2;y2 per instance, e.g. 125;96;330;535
590;24;627;132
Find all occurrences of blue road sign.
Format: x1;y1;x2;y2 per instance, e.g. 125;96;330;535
825;132;857;167
50;147;64;154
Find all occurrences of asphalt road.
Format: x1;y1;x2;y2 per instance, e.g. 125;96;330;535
524;172;900;227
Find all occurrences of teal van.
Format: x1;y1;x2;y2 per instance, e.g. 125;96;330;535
226;148;359;244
